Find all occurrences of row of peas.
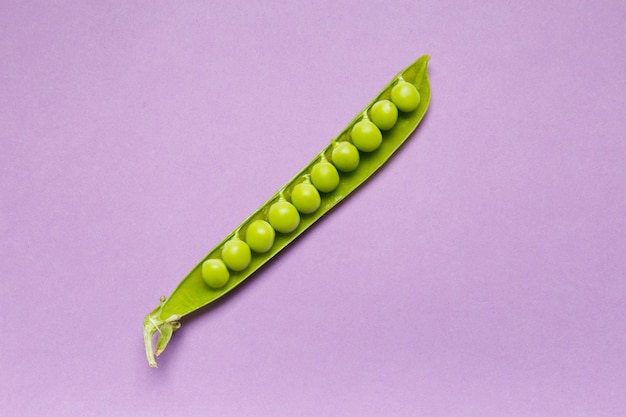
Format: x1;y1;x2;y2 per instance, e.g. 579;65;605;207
200;80;421;289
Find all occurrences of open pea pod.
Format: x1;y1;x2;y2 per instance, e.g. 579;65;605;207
144;55;431;367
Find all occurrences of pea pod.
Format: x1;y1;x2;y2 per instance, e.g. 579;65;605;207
144;55;431;367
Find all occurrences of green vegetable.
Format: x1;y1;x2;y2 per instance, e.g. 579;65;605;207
221;238;251;271
144;55;431;367
290;181;321;214
268;200;300;233
369;99;398;130
245;220;275;253
310;160;340;192
331;141;360;172
201;259;229;289
390;81;420;112
351;119;382;152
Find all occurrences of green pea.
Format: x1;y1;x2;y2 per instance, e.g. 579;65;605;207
390;81;420;112
268;200;300;233
351;120;382;152
331;142;360;172
221;238;251;271
369;100;398;130
310;161;339;192
245;220;275;253
201;259;229;289
290;182;321;214
144;55;431;368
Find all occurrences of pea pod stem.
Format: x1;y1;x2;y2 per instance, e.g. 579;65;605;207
144;55;431;367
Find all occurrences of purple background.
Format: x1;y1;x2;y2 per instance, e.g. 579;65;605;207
1;1;625;416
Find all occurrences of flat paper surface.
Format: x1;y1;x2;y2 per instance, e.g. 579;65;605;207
1;1;625;416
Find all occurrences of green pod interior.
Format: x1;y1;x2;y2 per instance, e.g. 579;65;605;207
144;55;431;367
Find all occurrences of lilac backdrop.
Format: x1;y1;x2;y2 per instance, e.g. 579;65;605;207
1;1;625;416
